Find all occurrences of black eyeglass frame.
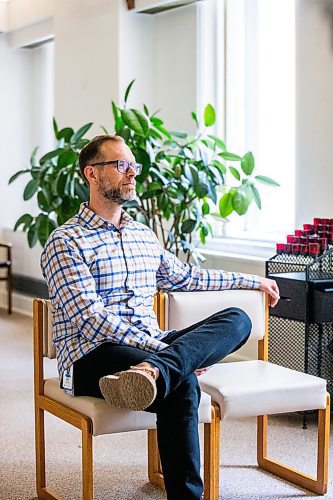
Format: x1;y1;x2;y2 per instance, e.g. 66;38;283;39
90;159;142;175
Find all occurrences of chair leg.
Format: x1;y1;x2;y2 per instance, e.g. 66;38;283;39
35;407;46;497
7;266;12;314
203;402;220;500
147;429;165;489
257;393;330;495
35;406;61;499
82;417;94;499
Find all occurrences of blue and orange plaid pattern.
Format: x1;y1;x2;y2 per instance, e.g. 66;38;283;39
41;202;260;389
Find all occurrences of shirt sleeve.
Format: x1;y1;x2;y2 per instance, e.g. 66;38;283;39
41;233;168;353
156;247;261;291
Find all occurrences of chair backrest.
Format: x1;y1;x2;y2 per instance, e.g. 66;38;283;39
159;289;267;341
33;298;50;399
40;299;56;359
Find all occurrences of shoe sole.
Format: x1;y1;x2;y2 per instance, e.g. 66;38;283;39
99;370;157;411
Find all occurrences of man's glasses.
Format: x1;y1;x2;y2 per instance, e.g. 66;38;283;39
90;159;142;175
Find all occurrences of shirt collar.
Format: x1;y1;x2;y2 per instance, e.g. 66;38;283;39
77;202;133;230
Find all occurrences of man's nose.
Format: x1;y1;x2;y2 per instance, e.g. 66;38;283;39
127;165;137;176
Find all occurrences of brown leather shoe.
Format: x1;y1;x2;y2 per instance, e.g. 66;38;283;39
99;368;157;411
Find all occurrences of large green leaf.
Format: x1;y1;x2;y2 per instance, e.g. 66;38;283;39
181;219;197;233
28;223;39;248
218;152;242;161
255;175;280;187
53;117;58;138
111;101;120;122
202;201;210;215
30;146;39;167
207;134;226;151
212;159;226;174
219;192;234;218
57;150;78;169
117;126;131;143
8;169;29;184
74;181;89;201
40;148;64;165
121;109;150;137
23;179;38;200
195;182;208;198
152;123;172;139
251;184;262;209
38;215;56;246
229;166;240;181
71;123;93;144
184;165;199;187
133;148;151;183
205;180;217;204
37;190;52;212
232;185;252;215
115;117;124;134
241;151;255;175
124;79;135;103
56;172;68;196
57;128;74;142
204;104;216;126
14;214;33;232
57;196;81;225
191;111;199;126
151;117;164;127
171;131;187;139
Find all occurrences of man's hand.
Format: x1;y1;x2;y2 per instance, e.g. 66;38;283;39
258;276;280;307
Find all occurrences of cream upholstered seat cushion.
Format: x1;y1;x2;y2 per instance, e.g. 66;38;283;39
164;290;265;341
44;378;212;436
199;360;327;420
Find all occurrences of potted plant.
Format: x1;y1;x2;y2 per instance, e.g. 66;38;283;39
9;81;279;262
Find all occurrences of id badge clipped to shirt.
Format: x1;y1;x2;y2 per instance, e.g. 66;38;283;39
62;364;73;391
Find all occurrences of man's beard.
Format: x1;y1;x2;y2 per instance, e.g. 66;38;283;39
98;183;135;206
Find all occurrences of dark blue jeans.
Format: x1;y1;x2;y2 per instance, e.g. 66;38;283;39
73;307;252;500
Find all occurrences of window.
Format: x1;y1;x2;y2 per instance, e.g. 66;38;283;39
200;0;295;248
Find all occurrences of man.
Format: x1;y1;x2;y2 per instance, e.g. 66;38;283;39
41;134;279;500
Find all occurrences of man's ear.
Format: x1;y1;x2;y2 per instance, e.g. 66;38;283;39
84;165;98;185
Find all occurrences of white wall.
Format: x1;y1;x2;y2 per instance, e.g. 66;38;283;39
54;0;119;134
153;3;198;131
118;3;155;112
295;0;333;226
0;35;33;231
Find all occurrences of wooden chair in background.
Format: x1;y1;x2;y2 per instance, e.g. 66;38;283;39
0;242;12;314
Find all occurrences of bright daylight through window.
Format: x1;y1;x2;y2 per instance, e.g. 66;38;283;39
204;0;295;256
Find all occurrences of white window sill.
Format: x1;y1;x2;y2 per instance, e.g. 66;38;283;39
198;237;276;261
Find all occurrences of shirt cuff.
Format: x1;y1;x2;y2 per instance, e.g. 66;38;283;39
144;337;169;353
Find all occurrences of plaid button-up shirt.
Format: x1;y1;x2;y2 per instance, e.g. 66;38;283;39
41;202;260;389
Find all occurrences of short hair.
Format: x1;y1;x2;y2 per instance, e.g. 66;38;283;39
78;135;125;182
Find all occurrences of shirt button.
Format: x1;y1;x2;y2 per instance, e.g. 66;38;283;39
117;233;121;238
